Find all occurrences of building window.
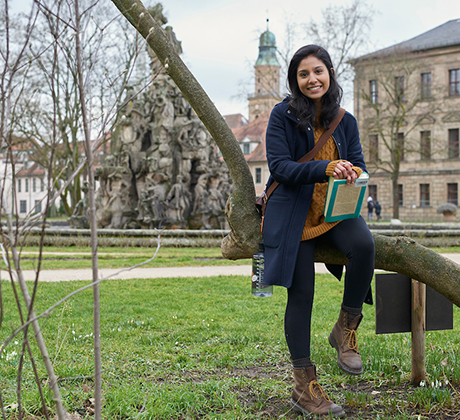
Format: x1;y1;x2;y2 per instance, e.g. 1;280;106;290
369;80;379;104
420;131;431;160
34;200;42;213
448;183;458;206
394;133;405;161
420;184;430;207
243;143;250;155
18;179;21;193
368;185;377;202
449;69;459;96
41;178;45;192
25;178;29;193
421;72;432;99
20;200;27;213
33;178;37;192
448;129;459;159
369;135;378;162
255;167;262;184
398;184;403;207
395;76;404;102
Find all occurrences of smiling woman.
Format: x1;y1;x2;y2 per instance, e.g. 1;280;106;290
296;55;331;104
262;44;374;418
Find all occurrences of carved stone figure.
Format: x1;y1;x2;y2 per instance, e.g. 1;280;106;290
68;181;89;228
94;8;231;229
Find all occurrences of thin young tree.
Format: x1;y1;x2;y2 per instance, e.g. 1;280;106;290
0;1;67;418
1;0;152;418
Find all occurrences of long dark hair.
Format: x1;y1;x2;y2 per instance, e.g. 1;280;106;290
287;45;343;130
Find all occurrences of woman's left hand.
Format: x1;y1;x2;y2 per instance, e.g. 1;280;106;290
332;161;358;185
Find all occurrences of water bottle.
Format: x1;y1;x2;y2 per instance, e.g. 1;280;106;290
251;242;273;297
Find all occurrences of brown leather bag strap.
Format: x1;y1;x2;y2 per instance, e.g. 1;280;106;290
260;108;346;216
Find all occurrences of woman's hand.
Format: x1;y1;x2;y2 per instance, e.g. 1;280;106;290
332;161;358;185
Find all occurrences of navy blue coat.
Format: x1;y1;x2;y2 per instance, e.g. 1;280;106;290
263;97;367;289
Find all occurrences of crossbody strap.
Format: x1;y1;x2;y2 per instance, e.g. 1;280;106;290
260;107;346;216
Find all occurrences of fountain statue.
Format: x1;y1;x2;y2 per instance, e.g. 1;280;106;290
92;4;232;230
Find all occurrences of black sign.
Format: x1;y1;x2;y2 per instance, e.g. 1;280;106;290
375;273;453;334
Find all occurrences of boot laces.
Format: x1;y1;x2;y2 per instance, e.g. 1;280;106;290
308;380;331;402
343;328;359;352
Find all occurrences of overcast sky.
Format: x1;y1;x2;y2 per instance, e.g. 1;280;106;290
11;0;460;117
160;0;459;117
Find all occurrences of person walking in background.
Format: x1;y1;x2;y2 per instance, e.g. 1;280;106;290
367;196;374;220
374;200;381;221
262;44;375;418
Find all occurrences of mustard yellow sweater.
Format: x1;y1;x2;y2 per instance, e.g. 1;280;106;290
301;126;363;241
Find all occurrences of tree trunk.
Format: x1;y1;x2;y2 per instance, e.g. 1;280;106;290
110;0;460;309
109;0;261;259
74;1;102;418
392;175;400;220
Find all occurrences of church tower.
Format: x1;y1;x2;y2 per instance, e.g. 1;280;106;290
248;21;281;122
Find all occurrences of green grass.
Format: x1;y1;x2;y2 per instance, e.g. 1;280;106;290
6;246;251;271
4;245;458;272
1;269;460;419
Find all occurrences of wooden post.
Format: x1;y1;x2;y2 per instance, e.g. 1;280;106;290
411;279;426;385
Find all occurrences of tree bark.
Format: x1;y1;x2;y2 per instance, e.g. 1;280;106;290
74;1;102;418
110;0;460;309
411;280;426;386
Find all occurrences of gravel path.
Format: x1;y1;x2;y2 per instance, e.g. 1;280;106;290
16;253;460;282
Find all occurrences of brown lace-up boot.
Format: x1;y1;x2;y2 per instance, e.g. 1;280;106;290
291;365;345;417
329;309;363;375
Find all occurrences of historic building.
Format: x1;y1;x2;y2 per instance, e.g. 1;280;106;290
230;25;281;196
248;26;281;122
0;137;51;217
352;19;460;221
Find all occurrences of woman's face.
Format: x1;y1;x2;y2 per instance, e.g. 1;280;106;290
296;55;330;104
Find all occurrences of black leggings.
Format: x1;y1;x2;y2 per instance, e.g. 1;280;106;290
284;216;375;360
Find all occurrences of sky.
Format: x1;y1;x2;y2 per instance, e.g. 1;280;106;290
10;0;460;118
159;0;460;117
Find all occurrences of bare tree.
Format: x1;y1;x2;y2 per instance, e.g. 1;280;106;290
15;0;149;217
0;1;68;418
352;49;442;219
1;1;152;418
304;0;376;83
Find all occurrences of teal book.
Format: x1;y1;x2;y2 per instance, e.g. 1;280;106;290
323;172;369;222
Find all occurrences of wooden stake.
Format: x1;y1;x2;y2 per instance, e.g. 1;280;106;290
411;279;426;385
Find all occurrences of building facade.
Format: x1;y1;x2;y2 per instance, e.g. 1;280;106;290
0;139;50;217
352;19;460;221
230;26;281;196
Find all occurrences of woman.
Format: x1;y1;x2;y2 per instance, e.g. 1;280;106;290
263;45;375;417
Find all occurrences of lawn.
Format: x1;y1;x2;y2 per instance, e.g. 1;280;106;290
1;255;459;419
5;245;458;272
8;246;251;271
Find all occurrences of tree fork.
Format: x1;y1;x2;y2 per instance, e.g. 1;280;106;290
110;0;460;308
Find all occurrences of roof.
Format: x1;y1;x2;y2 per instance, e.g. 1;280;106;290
255;30;281;67
232;110;270;163
246;138;267;163
232;110;270;143
16;162;46;177
355;19;460;61
224;113;248;129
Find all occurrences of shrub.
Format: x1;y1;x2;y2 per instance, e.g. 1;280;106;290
437;203;457;215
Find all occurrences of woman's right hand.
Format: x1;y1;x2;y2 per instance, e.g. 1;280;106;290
332;161;357;185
